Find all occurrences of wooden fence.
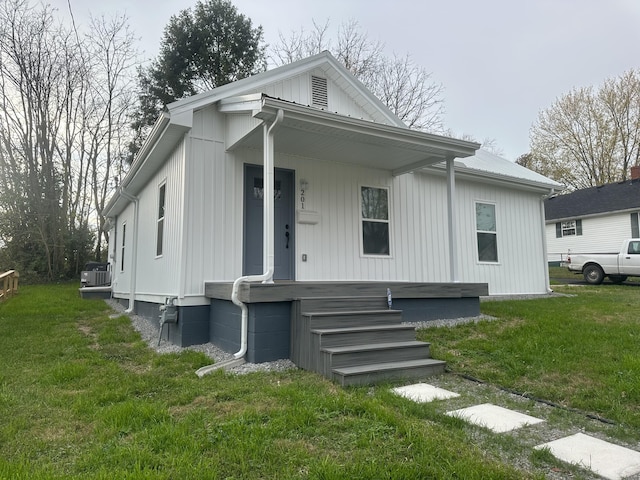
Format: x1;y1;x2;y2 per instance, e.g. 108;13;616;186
0;270;19;301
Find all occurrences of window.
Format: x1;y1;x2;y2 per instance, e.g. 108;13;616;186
156;183;166;257
120;223;126;272
631;212;639;238
476;202;498;263
361;186;390;256
555;219;582;238
628;240;640;254
562;220;576;236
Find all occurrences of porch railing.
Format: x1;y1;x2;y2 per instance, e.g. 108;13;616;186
0;270;19;301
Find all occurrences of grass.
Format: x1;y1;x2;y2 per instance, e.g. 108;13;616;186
0;283;535;479
418;283;640;433
3;281;639;479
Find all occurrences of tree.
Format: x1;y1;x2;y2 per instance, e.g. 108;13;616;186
83;14;138;261
0;0;138;281
271;19;444;132
529;70;640;190
131;0;267;157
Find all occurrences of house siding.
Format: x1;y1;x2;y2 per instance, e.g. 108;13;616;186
546;211;635;262
455;179;548;294
118;132;548;300
194;152;546;295
181;107;242;292
247;68;377;122
110;139;187;303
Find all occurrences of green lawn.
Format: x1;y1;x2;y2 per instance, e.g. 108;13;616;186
0;284;533;479
419;283;640;431
1;282;638;479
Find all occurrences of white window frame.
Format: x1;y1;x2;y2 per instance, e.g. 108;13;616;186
359;185;392;257
156;181;166;258
475;201;498;264
561;220;576;237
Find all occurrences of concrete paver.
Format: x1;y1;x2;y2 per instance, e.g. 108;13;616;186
392;382;460;403
394;382;640;478
445;403;545;433
535;432;640;480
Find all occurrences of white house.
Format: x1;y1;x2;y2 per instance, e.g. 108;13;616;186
545;167;640;265
100;51;560;383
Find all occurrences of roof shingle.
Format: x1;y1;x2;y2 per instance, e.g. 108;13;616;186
544;179;640;221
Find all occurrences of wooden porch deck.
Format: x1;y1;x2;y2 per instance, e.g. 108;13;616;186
204;281;488;303
204;281;488;385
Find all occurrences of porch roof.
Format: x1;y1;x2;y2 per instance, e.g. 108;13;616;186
221;95;480;176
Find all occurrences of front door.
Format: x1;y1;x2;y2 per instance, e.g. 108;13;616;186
243;164;295;280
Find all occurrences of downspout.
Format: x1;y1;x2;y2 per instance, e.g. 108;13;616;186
541;190;555;293
446;157;459;282
108;218;117;298
231;109;284;359
120;189;139;313
196;109;285;377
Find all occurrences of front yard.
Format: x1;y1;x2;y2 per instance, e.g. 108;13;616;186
0;282;638;478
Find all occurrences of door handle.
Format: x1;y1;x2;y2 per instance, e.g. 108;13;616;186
285;231;290;249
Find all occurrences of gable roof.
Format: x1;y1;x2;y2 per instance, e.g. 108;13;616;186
544;178;640;221
168;50;405;127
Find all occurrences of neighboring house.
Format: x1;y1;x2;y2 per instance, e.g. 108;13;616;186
545;167;640;264
99;51;560;381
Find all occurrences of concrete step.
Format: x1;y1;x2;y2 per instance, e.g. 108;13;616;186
302;309;402;329
311;324;417;348
321;341;431;376
333;359;446;387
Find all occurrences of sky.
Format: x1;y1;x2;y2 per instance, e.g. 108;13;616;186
52;0;640;162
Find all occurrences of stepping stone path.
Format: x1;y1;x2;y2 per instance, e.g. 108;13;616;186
392;382;640;480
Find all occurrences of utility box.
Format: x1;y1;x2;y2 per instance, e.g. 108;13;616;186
159;302;178;324
80;263;111;287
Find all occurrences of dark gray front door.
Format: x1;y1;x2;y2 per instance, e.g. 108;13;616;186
243;165;295;280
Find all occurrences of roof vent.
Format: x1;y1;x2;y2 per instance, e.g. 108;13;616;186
311;76;328;109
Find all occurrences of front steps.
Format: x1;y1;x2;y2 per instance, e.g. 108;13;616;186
291;296;445;386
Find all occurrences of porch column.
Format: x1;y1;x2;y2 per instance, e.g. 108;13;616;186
262;109;284;284
446;157;459;282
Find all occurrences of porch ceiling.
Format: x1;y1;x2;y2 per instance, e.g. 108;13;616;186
226;97;480;176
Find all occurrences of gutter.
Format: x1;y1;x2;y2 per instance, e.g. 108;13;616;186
196;109;285;377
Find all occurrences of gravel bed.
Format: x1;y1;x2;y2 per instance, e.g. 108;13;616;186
404;314;497;329
104;299;296;375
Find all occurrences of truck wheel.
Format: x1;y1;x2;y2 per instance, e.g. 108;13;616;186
609;275;627;284
583;265;605;285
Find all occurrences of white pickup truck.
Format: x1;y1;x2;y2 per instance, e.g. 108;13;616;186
566;239;640;284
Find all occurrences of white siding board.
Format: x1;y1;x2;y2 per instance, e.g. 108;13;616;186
454;179;548;294
546;212;634;262
253;70;376;122
123;120;549;298
182;106;242;292
126;139;186;300
111;202;135;297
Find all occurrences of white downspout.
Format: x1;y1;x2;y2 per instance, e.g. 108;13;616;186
120;189;139;313
541;191;554;293
231;109;284;359
196;109;285;378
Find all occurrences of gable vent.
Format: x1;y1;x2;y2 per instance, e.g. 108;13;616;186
311;76;328;109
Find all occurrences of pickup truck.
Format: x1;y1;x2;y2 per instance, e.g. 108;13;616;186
566;239;640;284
